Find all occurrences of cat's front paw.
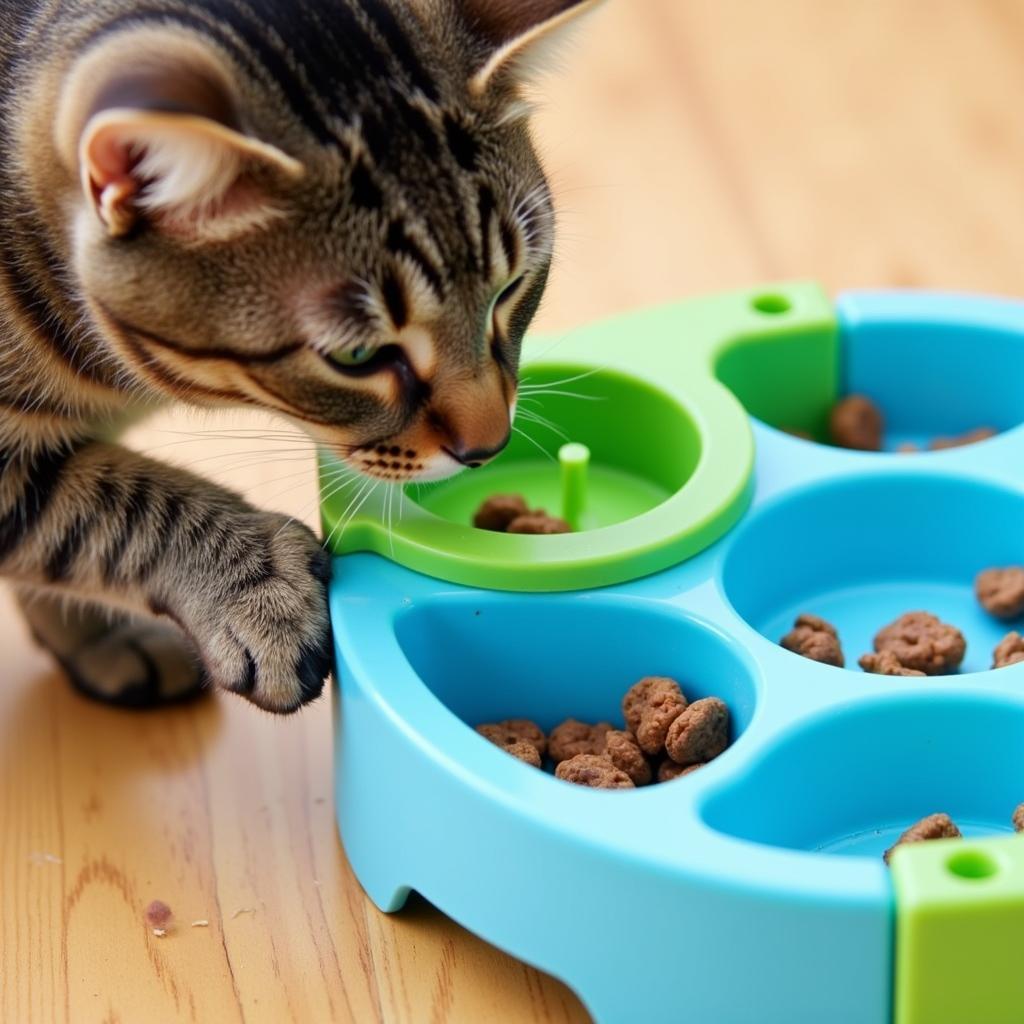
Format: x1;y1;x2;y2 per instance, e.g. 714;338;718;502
181;515;334;714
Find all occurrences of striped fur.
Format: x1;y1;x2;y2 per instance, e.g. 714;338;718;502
0;0;599;712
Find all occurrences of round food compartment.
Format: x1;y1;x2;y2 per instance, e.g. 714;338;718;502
393;595;758;769
319;360;754;592
414;364;700;531
722;473;1024;674
835;292;1024;452
701;694;1024;857
716;291;1024;451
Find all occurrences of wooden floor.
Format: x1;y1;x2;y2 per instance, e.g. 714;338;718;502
6;2;1024;1021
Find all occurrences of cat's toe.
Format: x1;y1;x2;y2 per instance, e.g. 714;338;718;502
64;619;208;709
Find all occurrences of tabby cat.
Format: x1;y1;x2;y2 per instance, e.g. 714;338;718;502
0;0;601;712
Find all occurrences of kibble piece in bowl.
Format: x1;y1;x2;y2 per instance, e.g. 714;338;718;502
885;813;963;863
503;739;543;767
883;813;962;865
622;676;688;755
555;753;635;790
780;613;845;667
602;730;652;786
657;760;705;783
477;719;548;760
473;494;529;532
993;632;1024;669
507;511;572;535
873;611;966;675
548;719;612;764
858;650;926;678
929;427;997;451
1013;803;1024;833
829;395;883;451
976;567;1024;620
664;697;730;767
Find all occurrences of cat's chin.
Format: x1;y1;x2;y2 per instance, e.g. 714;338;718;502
410;452;467;482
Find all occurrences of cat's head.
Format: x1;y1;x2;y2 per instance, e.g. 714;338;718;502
51;0;602;480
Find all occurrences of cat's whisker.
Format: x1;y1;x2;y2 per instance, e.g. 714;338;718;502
321;477;374;550
328;478;381;550
511;424;556;464
161;448;319;473
258;465;349;509
386;484;396;557
275;467;358;536
519;365;606;390
517;388;605;403
515;409;569;442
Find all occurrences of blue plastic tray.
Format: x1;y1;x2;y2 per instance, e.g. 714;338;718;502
328;287;1024;1024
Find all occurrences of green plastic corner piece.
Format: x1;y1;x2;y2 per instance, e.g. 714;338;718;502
892;835;1024;1024
320;281;838;592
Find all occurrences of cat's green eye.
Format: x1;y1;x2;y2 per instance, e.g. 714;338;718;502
331;342;381;368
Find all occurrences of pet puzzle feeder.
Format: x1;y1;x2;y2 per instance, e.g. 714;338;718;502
321;282;1024;1024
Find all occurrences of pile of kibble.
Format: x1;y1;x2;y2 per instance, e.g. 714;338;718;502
780;565;1024;861
476;677;731;790
473;494;571;535
781;566;1024;675
812;394;996;453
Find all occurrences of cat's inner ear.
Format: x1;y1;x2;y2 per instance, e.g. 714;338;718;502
81;108;303;240
461;0;605;95
59;38;303;240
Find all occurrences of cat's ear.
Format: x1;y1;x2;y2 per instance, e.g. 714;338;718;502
56;34;304;241
461;0;605;96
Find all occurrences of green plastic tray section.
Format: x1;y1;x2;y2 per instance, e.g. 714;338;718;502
892;835;1024;1024
319;281;839;591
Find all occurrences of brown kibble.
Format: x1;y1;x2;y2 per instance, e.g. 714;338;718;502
506;511;572;535
993;632;1024;670
602;730;652;786
829;395;883;451
665;697;730;767
1013;803;1024;833
873;612;966;675
548;719;612;763
976;567;1024;620
928;427;997;451
780;613;845;668
145;900;173;930
884;813;962;865
858;650;926;677
504;739;542;768
621;677;688;755
555;754;634;790
476;719;547;759
473;494;529;532
658;759;705;783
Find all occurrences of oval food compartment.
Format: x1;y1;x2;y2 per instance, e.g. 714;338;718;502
722;473;1024;675
701;694;1024;857
394;593;759;766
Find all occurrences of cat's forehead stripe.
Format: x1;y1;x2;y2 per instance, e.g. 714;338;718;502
386;222;445;301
